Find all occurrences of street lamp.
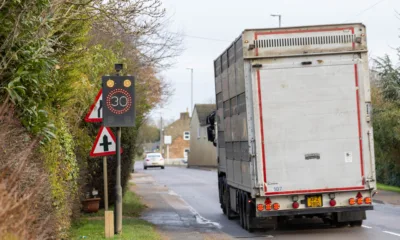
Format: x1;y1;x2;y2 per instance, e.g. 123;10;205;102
186;68;194;115
271;14;282;28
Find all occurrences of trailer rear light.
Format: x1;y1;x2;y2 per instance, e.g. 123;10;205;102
257;204;264;211
265;204;272;211
265;198;271;205
273;203;280;210
329;199;336;207
357;198;363;205
364;197;372;204
292;201;299;209
349;198;356;205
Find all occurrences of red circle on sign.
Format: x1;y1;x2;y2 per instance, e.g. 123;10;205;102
106;89;132;115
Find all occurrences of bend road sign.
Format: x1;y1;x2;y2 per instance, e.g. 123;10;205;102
90;126;122;157
85;89;103;122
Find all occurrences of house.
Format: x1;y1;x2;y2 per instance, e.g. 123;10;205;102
162;112;191;164
188;104;217;168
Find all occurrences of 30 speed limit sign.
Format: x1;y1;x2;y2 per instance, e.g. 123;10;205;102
102;76;135;127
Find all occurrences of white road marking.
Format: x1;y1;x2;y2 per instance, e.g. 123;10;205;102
383;231;400;237
362;225;372;229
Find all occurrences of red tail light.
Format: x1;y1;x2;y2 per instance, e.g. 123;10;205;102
349;198;356;205
292;201;299;209
364;197;372;204
357;198;363;205
329;199;337;207
265;198;271;205
146;159;150;161
160;158;164;161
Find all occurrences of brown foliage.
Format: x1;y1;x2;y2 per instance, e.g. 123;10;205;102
0;118;55;239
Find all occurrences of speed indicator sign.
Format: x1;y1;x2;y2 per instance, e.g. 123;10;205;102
102;76;135;127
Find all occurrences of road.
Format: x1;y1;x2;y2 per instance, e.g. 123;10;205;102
134;162;400;239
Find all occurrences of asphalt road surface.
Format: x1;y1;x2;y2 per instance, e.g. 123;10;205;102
134;162;400;239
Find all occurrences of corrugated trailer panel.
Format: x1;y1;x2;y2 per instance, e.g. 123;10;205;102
228;45;236;98
235;38;245;95
214;58;222;94
230;97;238;141
221;52;229;101
224;103;232;142
216;93;224;131
238;93;248;141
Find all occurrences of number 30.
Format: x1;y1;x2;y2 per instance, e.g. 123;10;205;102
111;96;128;107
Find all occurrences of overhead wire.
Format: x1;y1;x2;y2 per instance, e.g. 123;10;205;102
343;0;387;23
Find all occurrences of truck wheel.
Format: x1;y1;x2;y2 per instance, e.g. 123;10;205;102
144;167;147;170
239;191;244;228
218;177;225;214
244;194;254;233
224;183;235;220
350;220;363;227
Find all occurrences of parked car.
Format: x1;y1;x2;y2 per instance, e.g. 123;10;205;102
143;153;165;170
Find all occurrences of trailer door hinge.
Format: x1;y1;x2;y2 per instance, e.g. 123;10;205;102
252;63;262;68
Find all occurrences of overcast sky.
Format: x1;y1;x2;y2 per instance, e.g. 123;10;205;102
151;0;400;121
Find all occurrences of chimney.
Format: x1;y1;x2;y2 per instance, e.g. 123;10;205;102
180;112;189;120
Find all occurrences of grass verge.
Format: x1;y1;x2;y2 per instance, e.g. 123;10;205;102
70;218;158;240
70;188;157;239
377;183;400;193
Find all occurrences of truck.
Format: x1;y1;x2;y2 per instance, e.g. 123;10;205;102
209;23;376;231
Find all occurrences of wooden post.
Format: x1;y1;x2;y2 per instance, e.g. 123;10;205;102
103;156;108;210
105;211;114;238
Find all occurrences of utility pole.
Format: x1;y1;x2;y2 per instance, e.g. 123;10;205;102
271;14;282;28
187;68;194;115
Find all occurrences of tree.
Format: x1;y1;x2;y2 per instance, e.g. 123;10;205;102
138;123;160;143
0;0;182;238
372;54;400;187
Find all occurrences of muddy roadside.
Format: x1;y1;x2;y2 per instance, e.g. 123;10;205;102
130;172;232;240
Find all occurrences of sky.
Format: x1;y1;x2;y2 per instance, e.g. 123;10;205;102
151;0;400;122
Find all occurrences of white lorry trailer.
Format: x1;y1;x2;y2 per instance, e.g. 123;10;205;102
210;23;376;231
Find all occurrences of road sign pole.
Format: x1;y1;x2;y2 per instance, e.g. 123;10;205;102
115;127;122;233
167;145;169;163
103;156;108;210
114;64;123;234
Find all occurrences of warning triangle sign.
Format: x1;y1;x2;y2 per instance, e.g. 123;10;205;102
85;89;103;122
90;126;122;157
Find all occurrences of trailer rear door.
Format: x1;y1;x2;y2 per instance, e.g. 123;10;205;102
254;54;366;195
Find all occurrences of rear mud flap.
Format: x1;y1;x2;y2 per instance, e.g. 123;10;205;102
252;216;277;229
337;210;366;222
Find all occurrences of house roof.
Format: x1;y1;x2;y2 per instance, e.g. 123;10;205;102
194;104;216;126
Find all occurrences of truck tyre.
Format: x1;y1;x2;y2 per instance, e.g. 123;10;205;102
350;220;362;227
224;183;235;220
239;191;245;228
244;194;254;232
144;167;147;170
219;177;226;214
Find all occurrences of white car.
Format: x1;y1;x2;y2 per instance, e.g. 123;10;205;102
143;153;165;170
